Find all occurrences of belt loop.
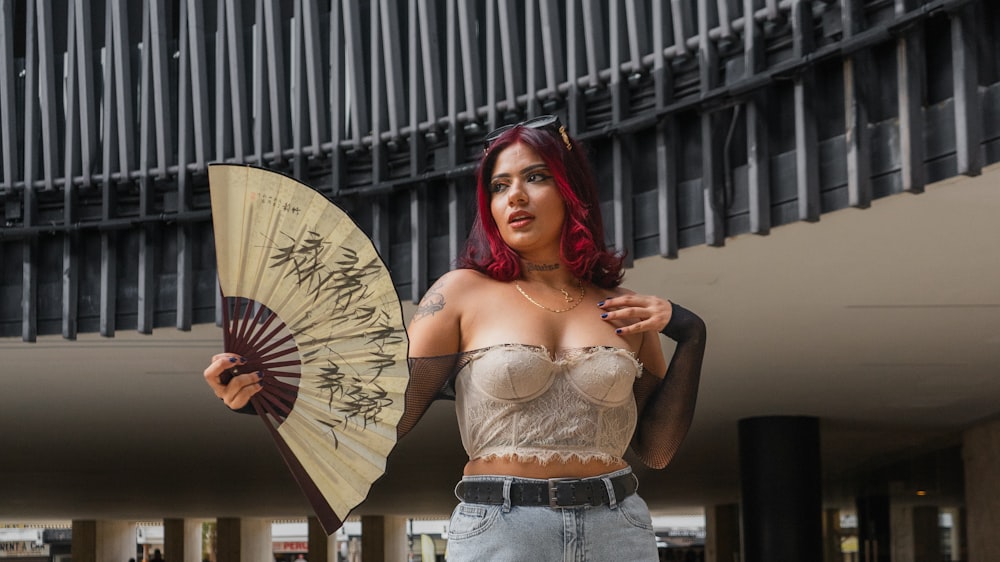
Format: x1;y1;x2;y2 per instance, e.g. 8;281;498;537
454;480;466;503
602;476;618;510
502;479;513;513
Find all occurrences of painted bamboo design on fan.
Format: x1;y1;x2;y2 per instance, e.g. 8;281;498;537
224;227;404;449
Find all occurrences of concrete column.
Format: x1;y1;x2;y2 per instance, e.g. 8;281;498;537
964;418;1000;562
307;517;339;562
164;518;209;562
72;520;137;562
360;515;408;562
891;505;940;562
704;504;740;562
216;517;272;562
738;416;822;562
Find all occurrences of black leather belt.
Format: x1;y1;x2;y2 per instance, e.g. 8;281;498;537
455;472;639;508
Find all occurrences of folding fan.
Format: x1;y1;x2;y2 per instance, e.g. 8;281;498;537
208;164;409;534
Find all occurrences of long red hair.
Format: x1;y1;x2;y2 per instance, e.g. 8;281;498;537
458;124;624;289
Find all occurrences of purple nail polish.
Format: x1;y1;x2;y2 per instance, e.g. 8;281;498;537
598;301;605;307
257;371;264;379
228;357;238;363
601;313;608;319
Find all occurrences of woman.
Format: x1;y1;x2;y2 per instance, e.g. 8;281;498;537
206;116;706;560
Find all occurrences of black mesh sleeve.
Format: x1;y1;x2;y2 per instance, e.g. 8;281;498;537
631;302;707;469
397;352;473;440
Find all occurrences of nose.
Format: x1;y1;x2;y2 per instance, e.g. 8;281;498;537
506;180;528;205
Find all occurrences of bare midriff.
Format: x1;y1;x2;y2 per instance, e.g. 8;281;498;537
464;456;629;479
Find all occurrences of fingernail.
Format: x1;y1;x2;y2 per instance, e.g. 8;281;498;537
257;371;264;379
240;356;248;363
615;328;622;334
228;357;238;363
597;301;605;307
601;313;608;319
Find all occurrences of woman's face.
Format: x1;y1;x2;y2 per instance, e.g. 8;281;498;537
488;142;566;260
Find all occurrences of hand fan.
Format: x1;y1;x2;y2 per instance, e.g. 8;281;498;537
208;164;408;534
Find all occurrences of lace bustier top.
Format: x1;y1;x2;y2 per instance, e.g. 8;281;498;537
455;344;643;465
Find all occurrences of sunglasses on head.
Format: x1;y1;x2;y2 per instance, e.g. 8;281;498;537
483;115;573;152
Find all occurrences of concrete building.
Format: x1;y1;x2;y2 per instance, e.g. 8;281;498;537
1;1;999;560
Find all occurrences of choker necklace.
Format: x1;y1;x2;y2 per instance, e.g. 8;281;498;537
514;279;586;313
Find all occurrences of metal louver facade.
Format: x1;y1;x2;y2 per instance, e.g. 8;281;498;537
1;0;997;340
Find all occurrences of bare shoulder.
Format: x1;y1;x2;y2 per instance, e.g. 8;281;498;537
408;268;491;356
412;269;489;321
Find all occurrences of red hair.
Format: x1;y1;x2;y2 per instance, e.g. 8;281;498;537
458;124;624;289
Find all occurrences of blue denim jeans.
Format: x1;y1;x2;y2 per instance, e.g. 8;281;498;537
446;467;658;561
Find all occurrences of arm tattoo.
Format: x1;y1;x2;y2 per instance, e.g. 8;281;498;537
412;279;447;322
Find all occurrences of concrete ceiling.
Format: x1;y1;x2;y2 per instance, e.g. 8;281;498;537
2;164;998;522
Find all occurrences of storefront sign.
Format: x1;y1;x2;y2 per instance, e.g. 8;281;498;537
0;541;50;558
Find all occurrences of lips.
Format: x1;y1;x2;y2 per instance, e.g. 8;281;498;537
507;211;534;228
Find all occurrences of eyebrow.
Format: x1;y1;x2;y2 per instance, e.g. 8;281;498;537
490;163;550;183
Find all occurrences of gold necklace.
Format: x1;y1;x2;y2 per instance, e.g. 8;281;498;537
514;280;586;313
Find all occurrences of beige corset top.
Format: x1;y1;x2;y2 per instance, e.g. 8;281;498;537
454;344;642;465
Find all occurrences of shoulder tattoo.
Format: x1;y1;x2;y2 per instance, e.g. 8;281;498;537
412;279;447;322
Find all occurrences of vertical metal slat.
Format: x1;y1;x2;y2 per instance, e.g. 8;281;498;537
74;0;97;188
291;0;305;175
525;0;539;116
342;0;369;148
699;0;725;246
895;0;926;193
252;0;268;165
497;0;524;112
580;0;604;90
149;0;173;176
379;0;405;136
407;0;427;179
111;0;136;176
457;1;483;121
328;0;346;191
224;0;249;162
21;0;39;342
951;4;982;177
745;0;771;234
137;2;155;334
301;0;327;156
670;0;689;58
792;0;820;221
264;0;289;163
538;0;564;102
653;0;679;258
176;0;193;331
186;0;211;170
369;0;386;185
445;0;465;167
62;0;80;339
417;1;443;123
842;0;872;208
36;0;59;190
0;0;18;187
485;0;499;127
214;0;233;162
624;1;648;76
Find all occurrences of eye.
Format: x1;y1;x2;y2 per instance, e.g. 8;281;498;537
489;180;509;193
526;172;551;183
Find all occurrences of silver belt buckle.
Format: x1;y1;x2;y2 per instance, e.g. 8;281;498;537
547;477;585;508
